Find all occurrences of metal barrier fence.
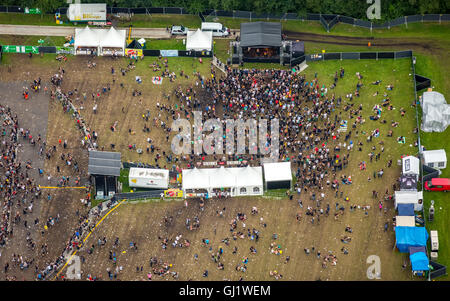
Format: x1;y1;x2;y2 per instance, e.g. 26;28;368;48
111;190;165;201
1;5;449;31
415;74;431;91
305;50;412;62
142;49;213;57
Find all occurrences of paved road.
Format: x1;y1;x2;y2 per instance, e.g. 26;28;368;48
0;24;239;39
0;24;171;38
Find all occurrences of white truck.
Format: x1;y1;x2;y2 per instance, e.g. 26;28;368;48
201;22;230;37
128;168;169;189
67;3;107;24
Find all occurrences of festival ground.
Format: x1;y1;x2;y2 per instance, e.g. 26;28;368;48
0;52;421;281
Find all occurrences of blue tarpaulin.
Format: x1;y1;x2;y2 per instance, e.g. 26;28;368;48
395;226;429;253
410;252;430;271
398;203;415;216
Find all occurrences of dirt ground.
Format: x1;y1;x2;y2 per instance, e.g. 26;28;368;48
77;194;413;281
0;53;418;281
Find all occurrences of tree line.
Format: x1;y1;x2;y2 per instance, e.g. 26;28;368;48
3;0;450;21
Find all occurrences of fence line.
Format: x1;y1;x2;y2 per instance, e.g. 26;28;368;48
303;50;412;63
1;5;448;31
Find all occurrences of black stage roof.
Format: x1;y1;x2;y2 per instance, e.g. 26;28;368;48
88;150;121;177
240;22;282;48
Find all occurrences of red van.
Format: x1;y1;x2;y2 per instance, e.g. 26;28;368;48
425;178;450;192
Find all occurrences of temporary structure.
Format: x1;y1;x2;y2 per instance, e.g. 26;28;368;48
396;215;416;227
399;174;417;191
409;246;430;272
88;150;121;199
75;26;126;56
397;203;415;216
67;3;107;23
263;162;292;189
74;26;100;55
181;166;263;197
395;190;424;211
420;91;450;132
128;168;169;189
395;226;429;253
229;166;263;196
186;29;213;51
402;156;420;179
99;27;126;56
422;149;447;170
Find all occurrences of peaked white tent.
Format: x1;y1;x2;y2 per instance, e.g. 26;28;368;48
263;162;292;190
420;91;450;132
422;149;447;169
99;27;126;56
229;166;263;196
402;156;420;179
74;26;100;55
181;166;263;198
75;26;126;56
186;29;213;51
394;190;424;211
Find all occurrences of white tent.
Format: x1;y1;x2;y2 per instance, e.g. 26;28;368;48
209;167;237;189
422;149;447;169
181;166;263;197
420;91;450;132
394;190;424;211
99;27;126;56
229;166;263;196
75;26;126;56
263;162;292;190
74;26;100;54
402;156;420;178
186;29;213;51
396;216;416;227
128;168;169;189
182;168;210;192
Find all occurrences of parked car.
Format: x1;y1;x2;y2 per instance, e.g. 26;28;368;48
171;25;189;35
425;178;450;191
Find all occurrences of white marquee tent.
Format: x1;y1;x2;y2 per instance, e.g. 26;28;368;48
263;162;292;190
420;91;450;132
422;149;447;170
74;26;100;54
186;29;213;51
99;27;126;56
402;156;420;179
394;190;424;211
74;26;126;56
182;166;263;197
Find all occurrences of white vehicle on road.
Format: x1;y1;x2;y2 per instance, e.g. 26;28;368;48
201;22;230;37
171;25;189;35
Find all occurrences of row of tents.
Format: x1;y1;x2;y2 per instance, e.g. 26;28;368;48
73;26;213;57
74;26;126;56
395;155;430;276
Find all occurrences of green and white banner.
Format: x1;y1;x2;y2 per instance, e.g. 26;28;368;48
25;8;41;14
2;45;39;54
